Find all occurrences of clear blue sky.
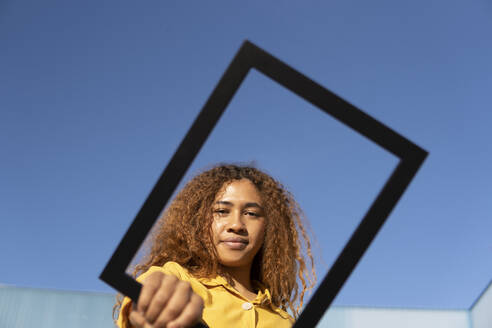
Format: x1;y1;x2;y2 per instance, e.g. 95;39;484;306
1;0;491;314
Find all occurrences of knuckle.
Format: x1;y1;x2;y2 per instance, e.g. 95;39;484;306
154;322;166;328
129;311;145;327
145;271;164;283
139;304;148;314
151;295;168;309
191;294;204;309
137;299;149;312
193;293;204;305
142;279;160;292
165;304;182;318
151;271;165;278
156;285;173;299
153;319;168;328
168;320;185;328
164;274;179;283
177;280;191;291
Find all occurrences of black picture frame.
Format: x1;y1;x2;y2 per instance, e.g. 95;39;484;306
100;40;428;328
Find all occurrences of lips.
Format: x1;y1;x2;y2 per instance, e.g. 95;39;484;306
222;239;248;250
222;237;248;244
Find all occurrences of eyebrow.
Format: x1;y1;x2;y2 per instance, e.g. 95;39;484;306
214;201;263;209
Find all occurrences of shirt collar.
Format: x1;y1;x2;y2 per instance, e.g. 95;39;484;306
197;275;292;319
198;276;269;301
196;275;228;287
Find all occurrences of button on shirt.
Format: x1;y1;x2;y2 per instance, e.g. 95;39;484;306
117;261;294;328
242;302;253;310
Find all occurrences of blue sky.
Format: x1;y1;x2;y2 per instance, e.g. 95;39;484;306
1;0;491;315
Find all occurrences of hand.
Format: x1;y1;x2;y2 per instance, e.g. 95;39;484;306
129;271;205;328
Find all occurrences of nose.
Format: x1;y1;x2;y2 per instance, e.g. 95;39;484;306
226;210;246;233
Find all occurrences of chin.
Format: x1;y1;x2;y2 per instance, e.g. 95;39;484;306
218;255;252;267
220;257;247;266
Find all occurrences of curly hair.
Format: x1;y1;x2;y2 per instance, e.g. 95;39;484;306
114;163;317;325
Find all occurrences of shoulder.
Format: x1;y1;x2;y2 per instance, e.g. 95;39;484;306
139;262;210;301
160;261;190;278
266;298;295;324
251;280;295;324
276;308;295;324
135;261;191;282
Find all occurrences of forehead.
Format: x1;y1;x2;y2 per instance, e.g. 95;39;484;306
214;178;262;203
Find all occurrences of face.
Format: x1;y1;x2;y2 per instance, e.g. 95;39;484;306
211;178;266;269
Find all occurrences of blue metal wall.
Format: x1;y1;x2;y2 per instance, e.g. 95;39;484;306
1;283;490;327
0;285;116;328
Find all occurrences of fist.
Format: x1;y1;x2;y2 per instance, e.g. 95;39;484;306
129;271;205;328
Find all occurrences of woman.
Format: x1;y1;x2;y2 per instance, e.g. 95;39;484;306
115;164;316;328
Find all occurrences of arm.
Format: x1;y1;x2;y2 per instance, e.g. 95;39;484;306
117;265;208;328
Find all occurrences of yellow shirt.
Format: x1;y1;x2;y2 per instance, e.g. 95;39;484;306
117;261;294;328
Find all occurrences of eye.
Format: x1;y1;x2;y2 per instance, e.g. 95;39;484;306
214;208;229;215
245;211;259;217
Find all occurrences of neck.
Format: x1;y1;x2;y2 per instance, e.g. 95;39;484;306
222;263;256;294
